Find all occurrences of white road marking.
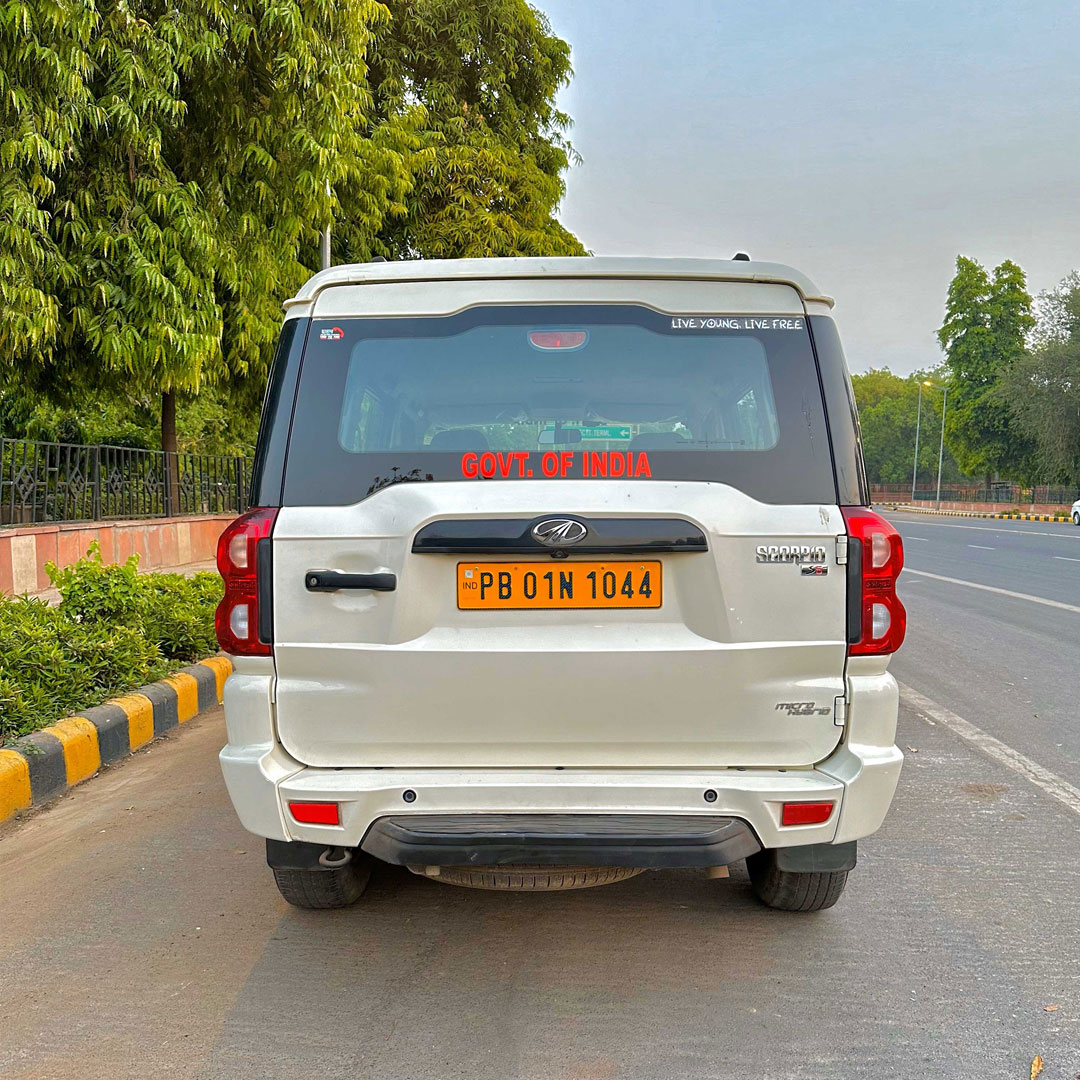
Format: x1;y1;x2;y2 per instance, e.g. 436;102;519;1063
968;544;994;550
901;567;1080;614
885;518;1078;541
899;684;1080;818
908;537;930;542
1053;556;1080;563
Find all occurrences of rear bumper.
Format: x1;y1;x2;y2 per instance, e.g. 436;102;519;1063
360;813;760;868
219;741;903;855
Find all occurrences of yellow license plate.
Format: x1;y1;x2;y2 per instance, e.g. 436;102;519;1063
457;561;662;610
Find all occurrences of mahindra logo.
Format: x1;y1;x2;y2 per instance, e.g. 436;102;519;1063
532;518;588;547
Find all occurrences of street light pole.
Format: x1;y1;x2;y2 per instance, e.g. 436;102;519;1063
912;381;925;503
935;385;949;510
319;179;332;271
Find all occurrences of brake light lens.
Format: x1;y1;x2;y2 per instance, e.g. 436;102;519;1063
528;330;587;350
215;507;277;656
781;801;835;826
288;801;340;826
842;507;906;656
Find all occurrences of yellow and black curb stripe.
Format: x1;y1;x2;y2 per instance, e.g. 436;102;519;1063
877;504;1073;524
0;657;232;825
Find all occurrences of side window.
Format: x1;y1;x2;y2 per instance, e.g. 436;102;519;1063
809;316;867;505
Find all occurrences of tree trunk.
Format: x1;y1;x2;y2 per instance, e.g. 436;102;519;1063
162;390;180;516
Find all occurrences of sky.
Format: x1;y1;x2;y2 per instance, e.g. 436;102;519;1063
538;0;1080;375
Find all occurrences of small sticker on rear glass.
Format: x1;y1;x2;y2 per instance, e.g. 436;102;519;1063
669;316;804;331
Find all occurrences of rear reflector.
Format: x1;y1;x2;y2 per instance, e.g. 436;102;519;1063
288;801;341;826
781;801;834;827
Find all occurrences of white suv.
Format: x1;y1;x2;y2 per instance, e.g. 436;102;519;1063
216;257;906;913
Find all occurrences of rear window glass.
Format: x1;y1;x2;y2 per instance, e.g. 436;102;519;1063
337;324;780;454
284;305;837;504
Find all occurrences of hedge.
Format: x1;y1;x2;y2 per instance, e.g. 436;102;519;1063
0;543;223;742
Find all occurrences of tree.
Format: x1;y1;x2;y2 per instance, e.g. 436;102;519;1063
851;368;962;487
936;256;1037;485
1000;276;1080;486
368;0;587;259
0;0;584;465
1028;270;1080;350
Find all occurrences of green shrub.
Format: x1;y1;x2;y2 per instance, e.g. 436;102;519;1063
0;545;223;742
140;572;222;661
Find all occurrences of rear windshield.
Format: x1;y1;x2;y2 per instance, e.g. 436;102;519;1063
284;305;837;504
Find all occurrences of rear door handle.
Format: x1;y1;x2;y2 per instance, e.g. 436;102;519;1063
305;570;397;592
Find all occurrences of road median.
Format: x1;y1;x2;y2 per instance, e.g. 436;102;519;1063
0;656;230;825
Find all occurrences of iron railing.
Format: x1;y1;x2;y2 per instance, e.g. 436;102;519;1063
871;483;1078;506
0;440;248;527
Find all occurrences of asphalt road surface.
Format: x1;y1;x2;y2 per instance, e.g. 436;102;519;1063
2;511;1078;1079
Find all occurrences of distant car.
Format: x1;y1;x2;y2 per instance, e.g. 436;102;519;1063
1073;498;1080;525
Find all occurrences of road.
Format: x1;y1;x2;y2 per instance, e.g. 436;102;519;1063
1;512;1078;1079
889;511;1080;785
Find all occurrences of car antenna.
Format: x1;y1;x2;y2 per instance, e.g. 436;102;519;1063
732;252;750;261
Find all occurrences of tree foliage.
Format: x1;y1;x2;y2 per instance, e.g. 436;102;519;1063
1000;276;1080;486
936;256;1037;482
0;0;583;452
851;368;962;487
368;0;586;259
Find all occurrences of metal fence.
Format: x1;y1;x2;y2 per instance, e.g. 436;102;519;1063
0;439;248;527
871;483;1078;506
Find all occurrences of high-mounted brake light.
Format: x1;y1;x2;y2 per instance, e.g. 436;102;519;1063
215;507;278;656
528;330;587;351
842;507;906;656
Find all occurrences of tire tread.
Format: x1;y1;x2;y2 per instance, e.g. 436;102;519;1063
747;852;848;912
273;860;371;909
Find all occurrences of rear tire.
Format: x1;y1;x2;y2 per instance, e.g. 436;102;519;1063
273;857;371;909
430;864;644;891
746;851;847;912
1073;511;1079;525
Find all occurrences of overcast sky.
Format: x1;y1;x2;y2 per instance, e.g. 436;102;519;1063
539;0;1080;374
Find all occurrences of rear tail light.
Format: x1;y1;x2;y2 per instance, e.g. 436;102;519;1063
842;507;906;656
288;801;340;826
215;507;278;656
781;801;835;826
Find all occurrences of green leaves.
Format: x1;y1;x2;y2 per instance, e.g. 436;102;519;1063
0;545;223;741
369;0;586;260
1;0;585;440
937;255;1038;482
999;274;1080;485
851;369;960;487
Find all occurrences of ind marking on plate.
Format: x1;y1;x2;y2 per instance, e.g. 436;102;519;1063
458;561;662;610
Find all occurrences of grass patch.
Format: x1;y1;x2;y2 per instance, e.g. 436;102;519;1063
0;543;222;743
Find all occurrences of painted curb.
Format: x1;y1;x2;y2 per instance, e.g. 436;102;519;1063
0;656;232;825
876;504;1073;524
